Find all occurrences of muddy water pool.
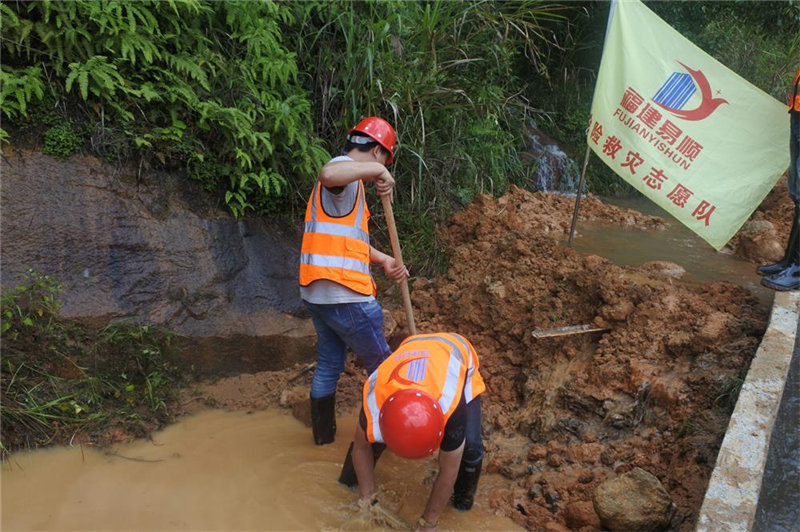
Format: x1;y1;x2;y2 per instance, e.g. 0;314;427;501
572;196;774;311
1;409;519;531
575;196;798;528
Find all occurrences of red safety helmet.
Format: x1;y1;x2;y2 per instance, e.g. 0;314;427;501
379;389;444;459
350;116;397;164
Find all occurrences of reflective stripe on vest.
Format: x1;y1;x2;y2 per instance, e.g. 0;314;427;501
363;333;486;443
299;180;373;295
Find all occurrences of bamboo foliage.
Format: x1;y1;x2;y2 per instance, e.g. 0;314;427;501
290;0;566;271
1;0;328;217
2;0;567;229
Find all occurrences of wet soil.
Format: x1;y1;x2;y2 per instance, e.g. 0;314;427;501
180;186;769;531
728;175;795;263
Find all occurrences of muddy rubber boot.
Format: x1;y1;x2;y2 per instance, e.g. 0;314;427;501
761;264;800;291
452;456;482;511
338;442;386;488
310;394;336;445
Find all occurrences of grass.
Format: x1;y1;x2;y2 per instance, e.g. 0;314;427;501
0;271;189;459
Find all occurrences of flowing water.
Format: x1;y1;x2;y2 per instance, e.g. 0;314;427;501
1;410;519;531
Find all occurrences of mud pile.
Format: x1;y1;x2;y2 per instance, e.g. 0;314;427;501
185;186;768;531
729;176;795;263
403;186;766;530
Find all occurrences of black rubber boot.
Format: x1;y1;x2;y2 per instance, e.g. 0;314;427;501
452;456;482;511
338;441;386;488
761;264;800;291
310;394;336;445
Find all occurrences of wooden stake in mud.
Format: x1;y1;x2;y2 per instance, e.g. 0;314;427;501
531;323;609;339
380;195;417;335
568;145;593;247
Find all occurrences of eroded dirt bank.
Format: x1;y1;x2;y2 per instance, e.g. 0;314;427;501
183;187;768;531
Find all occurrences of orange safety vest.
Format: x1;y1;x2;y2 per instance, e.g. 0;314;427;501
790;68;800;113
299;180;375;295
363;333;487;444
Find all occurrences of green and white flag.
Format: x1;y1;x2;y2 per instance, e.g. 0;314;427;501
589;0;789;250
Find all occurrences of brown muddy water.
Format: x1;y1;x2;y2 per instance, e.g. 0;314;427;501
572;197;774;311
1;410;519;531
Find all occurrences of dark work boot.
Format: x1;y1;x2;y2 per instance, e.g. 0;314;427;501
310;394;336;445
757;260;788;276
452;456;482;511
338;441;386;488
761;264;800;291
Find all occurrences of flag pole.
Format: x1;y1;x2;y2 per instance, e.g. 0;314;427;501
567;145;592;246
567;0;618;248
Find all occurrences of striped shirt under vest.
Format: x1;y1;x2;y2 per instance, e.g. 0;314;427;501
363;333;486;444
299;179;374;296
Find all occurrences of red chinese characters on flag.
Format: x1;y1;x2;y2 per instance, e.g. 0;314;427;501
677;136;704;161
656;120;682;145
602;136;623;159
621;87;645;113
591;122;603;144
637;103;662;129
643;167;668;190
692;200;716;226
621;151;644;175
613;86;708;169
666;184;694;207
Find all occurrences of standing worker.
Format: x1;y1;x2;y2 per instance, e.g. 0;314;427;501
340;332;486;531
299;116;410;445
759;68;800;291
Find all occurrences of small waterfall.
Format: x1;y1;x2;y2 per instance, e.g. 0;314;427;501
524;121;582;194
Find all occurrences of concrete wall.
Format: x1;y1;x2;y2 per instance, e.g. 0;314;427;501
696;291;800;531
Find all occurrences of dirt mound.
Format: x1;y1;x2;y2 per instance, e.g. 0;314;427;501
186;187;767;531
729;176;795;263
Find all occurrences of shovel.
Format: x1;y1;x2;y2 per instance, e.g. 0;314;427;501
381;195;417;335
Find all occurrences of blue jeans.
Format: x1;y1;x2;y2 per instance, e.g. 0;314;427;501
305;300;391;398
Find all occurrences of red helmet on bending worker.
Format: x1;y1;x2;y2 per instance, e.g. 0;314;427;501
379;389;444;459
350;116;397;164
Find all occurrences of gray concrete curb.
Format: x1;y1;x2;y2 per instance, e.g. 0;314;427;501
696;291;800;532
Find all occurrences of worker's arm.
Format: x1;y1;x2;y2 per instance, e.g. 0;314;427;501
318;160;395;197
418;441;465;531
352;423;377;501
370;246;410;282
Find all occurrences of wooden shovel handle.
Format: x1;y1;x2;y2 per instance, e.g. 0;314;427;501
380;195;417;335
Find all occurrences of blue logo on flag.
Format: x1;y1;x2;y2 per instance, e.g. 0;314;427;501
653;72;697;110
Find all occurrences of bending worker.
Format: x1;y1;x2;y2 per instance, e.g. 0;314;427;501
340;332;486;530
299;116;409;445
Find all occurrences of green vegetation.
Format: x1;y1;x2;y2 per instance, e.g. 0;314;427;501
43;122;87;158
1;271;187;458
0;0;796;457
714;374;745;413
1;0;798;268
1;0;330;218
1;0;569;273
